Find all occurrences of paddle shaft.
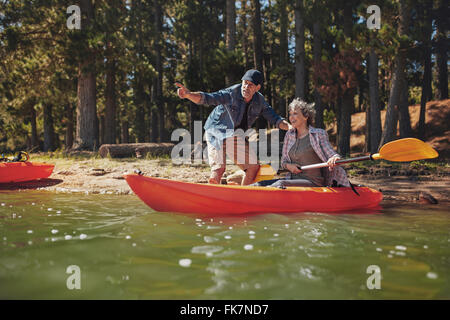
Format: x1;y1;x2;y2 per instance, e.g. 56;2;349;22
299;154;375;170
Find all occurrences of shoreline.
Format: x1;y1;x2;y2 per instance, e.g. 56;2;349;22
1;157;449;206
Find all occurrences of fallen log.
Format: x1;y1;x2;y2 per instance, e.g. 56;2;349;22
99;143;174;158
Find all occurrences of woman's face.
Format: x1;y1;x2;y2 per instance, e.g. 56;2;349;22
289;108;308;128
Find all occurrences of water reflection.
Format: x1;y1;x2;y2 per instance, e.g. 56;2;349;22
0;191;448;299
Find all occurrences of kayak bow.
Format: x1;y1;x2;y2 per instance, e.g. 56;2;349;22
0;162;54;183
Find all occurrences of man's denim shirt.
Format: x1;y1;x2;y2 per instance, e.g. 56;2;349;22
199;83;284;150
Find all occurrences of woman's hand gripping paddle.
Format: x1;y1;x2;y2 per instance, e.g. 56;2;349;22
254;138;438;181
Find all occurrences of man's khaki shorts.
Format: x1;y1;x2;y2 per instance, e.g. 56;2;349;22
206;135;258;171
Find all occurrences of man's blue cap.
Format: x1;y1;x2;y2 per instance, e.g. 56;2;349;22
241;69;263;86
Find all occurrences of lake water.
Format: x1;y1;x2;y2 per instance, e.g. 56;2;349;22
0;190;449;299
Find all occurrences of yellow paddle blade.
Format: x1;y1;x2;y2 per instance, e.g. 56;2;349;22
254;164;276;182
379;138;438;162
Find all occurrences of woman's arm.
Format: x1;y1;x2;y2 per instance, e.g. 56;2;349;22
261;100;291;131
280;130;294;170
319;130;341;170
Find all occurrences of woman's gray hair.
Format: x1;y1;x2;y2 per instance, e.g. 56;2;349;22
288;98;316;126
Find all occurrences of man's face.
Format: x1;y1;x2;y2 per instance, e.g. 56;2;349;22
241;80;260;102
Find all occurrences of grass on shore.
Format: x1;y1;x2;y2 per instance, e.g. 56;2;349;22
345;159;449;176
4;150;448;176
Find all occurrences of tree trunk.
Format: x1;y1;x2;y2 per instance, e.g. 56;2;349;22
397;0;412;138
99;115;105;146
43;104;56;152
368;48;381;153
159;102;166;142
418;2;433;139
121;120;129;144
30;103;39;150
357;84;363;113
278;0;289;131
313;21;324;128
304;61;310;102
226;0;236;50
241;0;249;69
75;58;98;150
337;2;353;156
379;0;412;147
435;0;448;100
418;54;431;139
144;91;153;141
270;47;277;113
104;56;116;144
155;1;165;142
94;111;100;149
150;77;158;142
294;0;305;99
379;55;401;147
151;106;158;142
380;67;386;109
338;91;353;156
225;0;236;85
335;98;341;147
74;0;98;150
398;75;411;138
343;2;353;40
133;0;146;143
279;0;288;66
364;104;370;153
251;0;263;72
263;52;272;98
65;104;74;150
135;77;147;142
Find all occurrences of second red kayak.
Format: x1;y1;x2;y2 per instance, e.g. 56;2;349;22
125;174;382;215
0;162;55;183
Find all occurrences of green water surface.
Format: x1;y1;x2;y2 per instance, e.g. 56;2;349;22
0;190;449;299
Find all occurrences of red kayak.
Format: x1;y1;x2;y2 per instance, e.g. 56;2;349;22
0;162;55;183
125;174;382;215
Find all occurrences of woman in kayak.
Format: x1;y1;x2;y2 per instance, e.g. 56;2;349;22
252;98;350;188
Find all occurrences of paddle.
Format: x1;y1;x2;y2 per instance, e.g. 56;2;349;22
255;138;438;180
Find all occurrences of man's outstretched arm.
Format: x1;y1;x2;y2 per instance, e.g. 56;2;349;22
175;82;202;104
261;101;292;131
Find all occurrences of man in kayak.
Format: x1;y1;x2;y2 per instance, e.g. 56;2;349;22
252;98;350;187
176;69;291;185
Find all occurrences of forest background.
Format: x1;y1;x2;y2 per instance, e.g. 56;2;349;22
0;0;448;158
